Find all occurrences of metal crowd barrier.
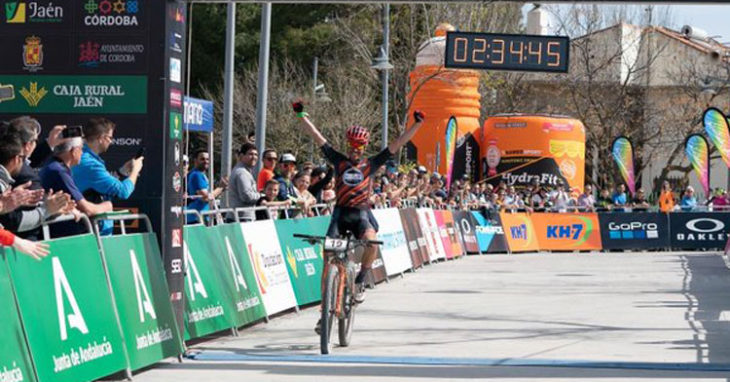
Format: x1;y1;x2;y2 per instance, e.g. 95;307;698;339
41;213;94;241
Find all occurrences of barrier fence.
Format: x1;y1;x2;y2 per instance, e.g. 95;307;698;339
2;207;730;382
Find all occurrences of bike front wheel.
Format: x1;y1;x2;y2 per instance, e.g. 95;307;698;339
320;265;339;354
338;285;355;347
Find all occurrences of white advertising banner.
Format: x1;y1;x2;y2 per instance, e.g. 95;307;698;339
417;208;447;261
372;208;413;275
239;220;298;315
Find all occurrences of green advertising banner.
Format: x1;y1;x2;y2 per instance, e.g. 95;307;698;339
100;233;183;371
274;216;329;306
211;224;267;327
5;234;127;382
183;225;237;340
0;250;37;382
0;75;147;114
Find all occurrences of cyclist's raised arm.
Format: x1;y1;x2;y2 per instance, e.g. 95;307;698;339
388;110;425;155
293;102;327;147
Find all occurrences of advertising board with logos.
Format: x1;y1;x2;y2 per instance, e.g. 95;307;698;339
669;212;730;250
598;212;670;250
0;0;188;335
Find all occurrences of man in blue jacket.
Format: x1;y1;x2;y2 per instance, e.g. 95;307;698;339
72;118;144;235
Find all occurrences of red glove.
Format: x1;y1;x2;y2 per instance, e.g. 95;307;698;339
413;110;425;123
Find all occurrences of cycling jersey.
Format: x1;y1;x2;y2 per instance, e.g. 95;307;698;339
321;143;392;209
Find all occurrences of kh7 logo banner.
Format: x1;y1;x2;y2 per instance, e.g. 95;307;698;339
703;107;730;169
530;213;602;251
499;212;539;252
612;136;635;196
685;134;710;197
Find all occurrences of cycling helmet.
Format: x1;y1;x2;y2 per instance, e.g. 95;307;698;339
346;125;370;148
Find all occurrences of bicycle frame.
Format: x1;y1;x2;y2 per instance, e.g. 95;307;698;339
321;236;355;319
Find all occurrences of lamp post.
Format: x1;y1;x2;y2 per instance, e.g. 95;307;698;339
371;4;393;151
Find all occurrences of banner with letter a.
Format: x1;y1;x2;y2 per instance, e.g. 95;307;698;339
183;225;238;340
6;234;127;382
210;224;267;327
100;233;183;370
0;249;37;382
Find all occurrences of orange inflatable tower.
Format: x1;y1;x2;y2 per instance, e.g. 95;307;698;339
406;23;482;180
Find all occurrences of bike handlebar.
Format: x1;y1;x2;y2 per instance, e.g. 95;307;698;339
293;233;383;246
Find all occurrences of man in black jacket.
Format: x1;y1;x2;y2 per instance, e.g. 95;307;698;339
3;117;68;240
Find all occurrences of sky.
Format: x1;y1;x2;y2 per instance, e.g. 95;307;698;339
522;4;730;43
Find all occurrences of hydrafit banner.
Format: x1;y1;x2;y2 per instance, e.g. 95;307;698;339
685;134;710;197
703;107;730;169
442;210;464;258
612;136;636;196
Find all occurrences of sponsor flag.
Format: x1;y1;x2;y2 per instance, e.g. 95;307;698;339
611;136;635;196
685;134;710;197
445;117;457;192
703;107;730;168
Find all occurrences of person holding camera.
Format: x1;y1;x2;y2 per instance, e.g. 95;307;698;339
39;126;113;238
72;118;143;235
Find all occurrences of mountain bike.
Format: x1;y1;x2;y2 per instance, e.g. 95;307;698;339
294;233;382;354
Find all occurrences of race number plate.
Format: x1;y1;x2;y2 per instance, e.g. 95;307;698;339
324;237;348;252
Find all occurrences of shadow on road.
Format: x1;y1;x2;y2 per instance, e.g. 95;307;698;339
681;254;730;364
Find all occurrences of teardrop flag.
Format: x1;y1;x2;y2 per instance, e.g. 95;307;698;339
685;134;710;197
444;117;457;192
611;136;635;196
703;107;730;168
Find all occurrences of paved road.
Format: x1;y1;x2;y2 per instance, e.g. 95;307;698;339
134;251;730;381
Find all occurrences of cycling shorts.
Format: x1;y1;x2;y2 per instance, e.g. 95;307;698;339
326;206;379;239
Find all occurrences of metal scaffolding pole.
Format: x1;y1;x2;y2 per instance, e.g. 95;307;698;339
221;2;236;187
254;3;272;175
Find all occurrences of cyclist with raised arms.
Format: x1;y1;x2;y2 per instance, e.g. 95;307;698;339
293;102;424;328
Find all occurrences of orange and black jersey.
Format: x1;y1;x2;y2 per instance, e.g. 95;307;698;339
321;143;392;209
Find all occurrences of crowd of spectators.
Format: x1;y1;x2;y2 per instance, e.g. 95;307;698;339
0;115;146;260
1;114;724;261
186;145;729;222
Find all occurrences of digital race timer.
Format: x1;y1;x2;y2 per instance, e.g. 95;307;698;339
444;31;570;73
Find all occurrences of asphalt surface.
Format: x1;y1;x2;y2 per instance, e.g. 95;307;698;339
133;251;730;381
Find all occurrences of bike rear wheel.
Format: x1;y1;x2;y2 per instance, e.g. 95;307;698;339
320;265;339;354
